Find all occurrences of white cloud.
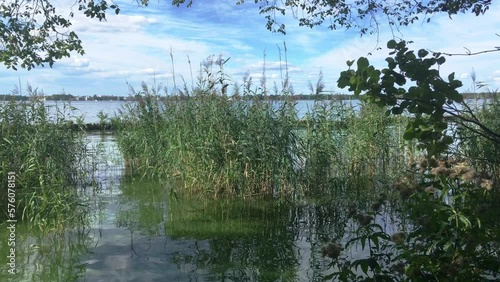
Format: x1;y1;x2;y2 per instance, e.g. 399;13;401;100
0;0;498;95
303;2;500;93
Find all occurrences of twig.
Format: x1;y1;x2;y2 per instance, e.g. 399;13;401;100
430;47;500;57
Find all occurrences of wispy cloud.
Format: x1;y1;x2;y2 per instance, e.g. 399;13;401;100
0;0;498;95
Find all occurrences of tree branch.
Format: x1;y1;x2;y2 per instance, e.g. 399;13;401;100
431;47;500;57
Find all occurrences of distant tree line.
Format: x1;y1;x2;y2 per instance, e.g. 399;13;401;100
0;94;128;101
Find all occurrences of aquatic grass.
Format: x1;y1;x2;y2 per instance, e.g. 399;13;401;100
299;98;416;198
458;91;500;181
0;224;94;281
110;52;498;281
0;87;96;229
114;70;304;198
300;99;349;194
115;96;414;199
112;55;416;199
114;90;416;200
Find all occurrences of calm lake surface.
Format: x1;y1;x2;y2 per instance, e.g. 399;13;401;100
43;98;487;124
43;99;363;123
0;134;403;281
1;98;493;281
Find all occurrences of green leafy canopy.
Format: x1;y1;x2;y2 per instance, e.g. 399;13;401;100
0;0;120;70
337;40;465;155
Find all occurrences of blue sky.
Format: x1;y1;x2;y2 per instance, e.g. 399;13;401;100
1;0;499;96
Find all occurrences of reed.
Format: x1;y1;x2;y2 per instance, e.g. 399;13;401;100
299;98;417;198
115;90;301;197
458;92;500;181
113;61;415;199
0;87;94;229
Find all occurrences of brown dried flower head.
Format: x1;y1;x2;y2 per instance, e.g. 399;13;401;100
391;232;406;244
356;214;374;226
321;241;343;259
480;179;493;191
450;162;473;179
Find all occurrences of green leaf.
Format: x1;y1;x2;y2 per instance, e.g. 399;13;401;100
437;56;446;65
418;49;429;58
387;40;397;49
386;57;396;69
459;215;471;228
394;72;406;86
357;57;369;70
371;234;379;249
392;106;403;115
448;72;456;81
361;261;369;274
403;130;415;140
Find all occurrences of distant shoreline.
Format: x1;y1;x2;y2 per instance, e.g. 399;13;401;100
0;92;496;102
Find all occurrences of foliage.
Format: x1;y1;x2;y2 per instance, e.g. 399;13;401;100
113;60;414;198
300;99;414;196
324;158;499;281
329;39;500;281
114;85;302;197
459;93;500;181
173;0;492;35
0;90;93;230
0;225;94;281
0;0;120;69
338;39;500;156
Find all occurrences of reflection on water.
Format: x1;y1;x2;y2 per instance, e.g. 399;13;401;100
1;135;403;282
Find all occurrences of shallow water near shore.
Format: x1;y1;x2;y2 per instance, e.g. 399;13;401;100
0;134;405;282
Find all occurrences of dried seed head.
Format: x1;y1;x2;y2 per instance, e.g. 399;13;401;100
424;185;437;194
321;241;343;259
431;165;451;177
461;170;476;182
392;182;404;191
356;214;374;226
428;157;439;168
399;187;414;200
391;263;406;274
450;162;473;179
480;179;493;191
418;157;429;169
391;232;406;244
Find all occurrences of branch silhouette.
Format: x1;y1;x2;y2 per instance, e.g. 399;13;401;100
430;33;500;56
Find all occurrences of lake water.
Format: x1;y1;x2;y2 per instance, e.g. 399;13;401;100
44;100;131;124
44;99;362;123
43;98;488;124
2;98;493;281
0;134;403;282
